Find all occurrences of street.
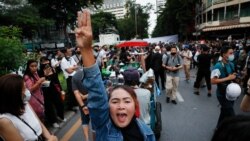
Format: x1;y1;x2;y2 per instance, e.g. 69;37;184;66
54;69;248;141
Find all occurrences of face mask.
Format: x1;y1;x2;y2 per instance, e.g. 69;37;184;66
228;54;235;61
171;52;176;56
23;89;31;103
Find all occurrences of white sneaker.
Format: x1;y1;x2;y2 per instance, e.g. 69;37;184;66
58;117;67;122
52;123;60;128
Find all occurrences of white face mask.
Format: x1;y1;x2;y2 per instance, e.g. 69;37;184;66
228;54;235;61
23;89;31;103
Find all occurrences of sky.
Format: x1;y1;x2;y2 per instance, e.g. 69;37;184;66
135;0;157;36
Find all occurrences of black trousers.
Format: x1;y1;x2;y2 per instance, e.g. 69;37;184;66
43;86;64;124
194;69;211;90
66;76;78;109
217;96;235;127
154;70;165;89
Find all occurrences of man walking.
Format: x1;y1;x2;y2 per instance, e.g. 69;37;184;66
152;46;165;90
162;46;183;104
181;44;193;82
193;44;212;97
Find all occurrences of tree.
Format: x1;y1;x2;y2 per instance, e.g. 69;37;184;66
28;0;103;40
0;1;54;39
152;0;198;40
91;11;118;41
0;26;25;76
117;0;151;40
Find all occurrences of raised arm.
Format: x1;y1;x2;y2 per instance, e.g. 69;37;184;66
75;10;109;129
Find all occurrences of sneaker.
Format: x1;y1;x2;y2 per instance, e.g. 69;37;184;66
58;118;67;122
194;91;200;95
52;123;60;128
171;100;177;105
166;97;170;103
207;93;212;97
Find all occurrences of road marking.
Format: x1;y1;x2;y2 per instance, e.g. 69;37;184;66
176;92;184;102
60;118;81;141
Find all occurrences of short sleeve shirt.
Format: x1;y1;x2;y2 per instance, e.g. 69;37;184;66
211;61;235;96
72;69;88;95
162;54;183;77
60;57;77;79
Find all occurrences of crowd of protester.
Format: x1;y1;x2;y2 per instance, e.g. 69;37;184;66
1;10;250;141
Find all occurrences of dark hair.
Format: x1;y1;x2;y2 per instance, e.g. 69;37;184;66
109;85;139;111
40;56;49;63
23;59;38;81
170;46;177;51
212;115;250;141
220;46;232;57
0;74;25;116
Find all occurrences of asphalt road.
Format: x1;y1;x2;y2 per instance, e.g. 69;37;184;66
55;69;248;141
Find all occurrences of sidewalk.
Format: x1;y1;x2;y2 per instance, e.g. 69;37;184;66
48;110;77;134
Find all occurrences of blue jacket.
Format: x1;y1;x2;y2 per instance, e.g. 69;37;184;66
82;63;155;141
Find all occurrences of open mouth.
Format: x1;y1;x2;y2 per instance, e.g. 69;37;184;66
117;113;127;123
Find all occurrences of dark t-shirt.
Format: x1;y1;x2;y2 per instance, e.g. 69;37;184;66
197;54;212;70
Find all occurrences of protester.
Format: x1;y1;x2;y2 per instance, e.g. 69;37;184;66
240;78;250;112
123;68;151;126
211;46;237;128
193;44;212;97
75;10;155;141
72;47;82;66
39;57;65;128
152;46;165;90
180;44;193;82
0;74;57;141
23;59;45;121
51;49;63;73
72;69;95;141
211;115;250;141
162;46;183;104
61;48;78;111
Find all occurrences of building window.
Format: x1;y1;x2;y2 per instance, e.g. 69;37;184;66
207;10;212;22
218;8;224;21
226;5;238;20
240;2;250;17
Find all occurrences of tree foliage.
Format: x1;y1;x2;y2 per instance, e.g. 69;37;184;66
117;0;151;40
0;26;25;76
28;0;103;30
0;2;54;39
152;0;198;40
91;11;118;41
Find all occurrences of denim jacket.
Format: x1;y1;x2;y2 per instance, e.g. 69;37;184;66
82;63;156;141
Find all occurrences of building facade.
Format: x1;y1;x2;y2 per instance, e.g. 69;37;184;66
92;0;128;19
195;0;250;39
156;0;166;12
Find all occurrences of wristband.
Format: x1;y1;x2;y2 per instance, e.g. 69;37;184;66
80;104;87;109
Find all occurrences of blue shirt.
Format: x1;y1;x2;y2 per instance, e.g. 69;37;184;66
82;63;155;141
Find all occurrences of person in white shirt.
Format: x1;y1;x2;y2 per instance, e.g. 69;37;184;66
97;45;108;69
72;47;82;67
181;45;193;82
0;74;57;141
61;48;78;111
51;50;63;73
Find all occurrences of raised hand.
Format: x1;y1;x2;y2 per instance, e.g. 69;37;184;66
75;10;93;49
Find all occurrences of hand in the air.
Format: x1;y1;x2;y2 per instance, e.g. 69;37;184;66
75;10;93;49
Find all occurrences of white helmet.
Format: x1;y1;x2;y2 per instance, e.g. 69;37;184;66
226;83;241;101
